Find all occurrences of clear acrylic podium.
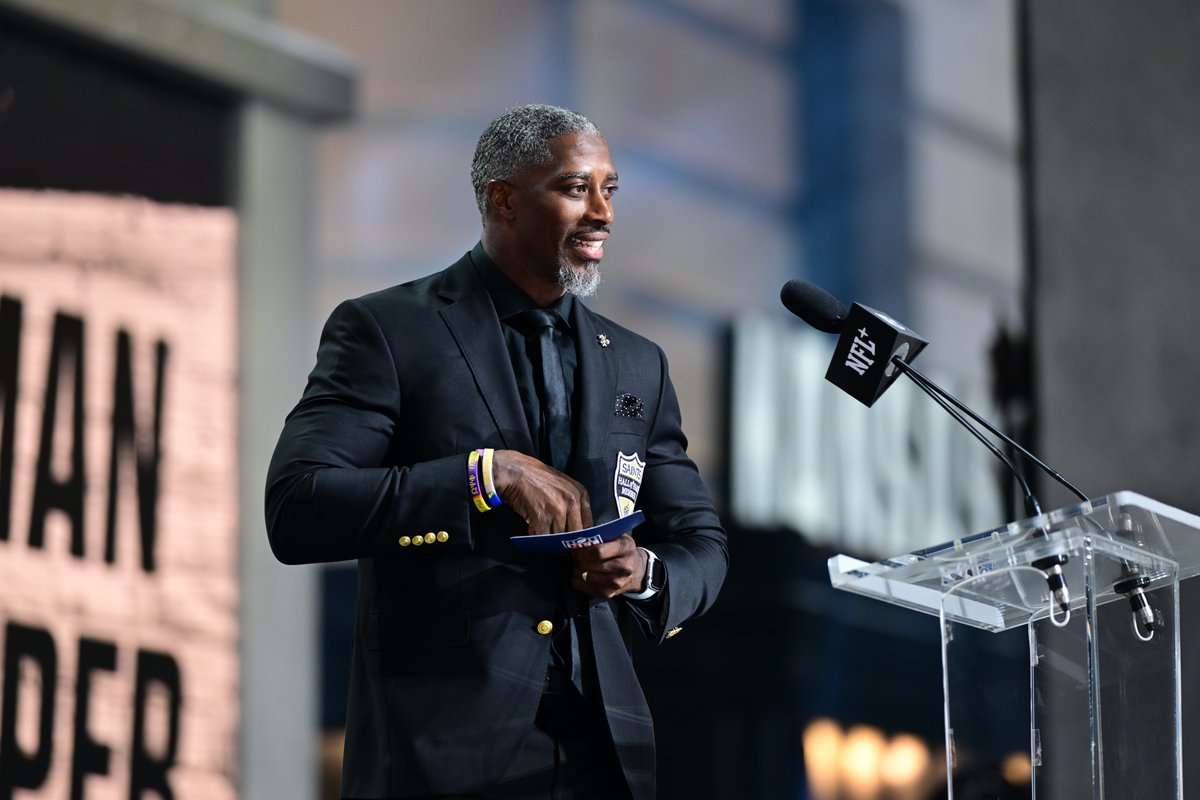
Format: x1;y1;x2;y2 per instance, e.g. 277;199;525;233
829;491;1200;799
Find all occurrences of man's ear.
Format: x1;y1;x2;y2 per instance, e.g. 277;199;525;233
485;179;517;221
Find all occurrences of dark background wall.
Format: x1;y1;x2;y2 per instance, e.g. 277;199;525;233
1028;1;1200;793
1029;0;1200;512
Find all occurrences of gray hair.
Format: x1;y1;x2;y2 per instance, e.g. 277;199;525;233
470;104;601;222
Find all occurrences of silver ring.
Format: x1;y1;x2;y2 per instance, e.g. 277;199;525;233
581;571;589;583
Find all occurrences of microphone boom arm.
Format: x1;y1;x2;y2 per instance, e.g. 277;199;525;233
888;357;1042;517
889;355;1089;506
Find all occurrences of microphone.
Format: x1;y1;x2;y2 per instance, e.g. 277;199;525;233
780;280;929;408
780;280;846;333
779;280;1086;506
778;280;1138;628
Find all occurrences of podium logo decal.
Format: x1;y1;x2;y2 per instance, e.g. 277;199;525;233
614;451;645;518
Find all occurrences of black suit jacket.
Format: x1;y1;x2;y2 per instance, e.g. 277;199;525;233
265;247;728;799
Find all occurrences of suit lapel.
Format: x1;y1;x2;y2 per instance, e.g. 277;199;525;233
437;257;617;465
437;255;536;453
571;303;618;474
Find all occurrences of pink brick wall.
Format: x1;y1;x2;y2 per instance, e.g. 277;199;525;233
0;189;239;799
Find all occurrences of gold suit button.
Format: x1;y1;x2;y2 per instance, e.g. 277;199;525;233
412;536;423;546
423;532;437;544
536;620;554;636
398;536;411;547
437;531;449;543
666;626;683;639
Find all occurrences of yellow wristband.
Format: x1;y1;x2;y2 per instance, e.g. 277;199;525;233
467;449;490;513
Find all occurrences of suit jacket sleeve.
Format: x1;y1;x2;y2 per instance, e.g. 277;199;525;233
264;297;471;564
627;346;729;642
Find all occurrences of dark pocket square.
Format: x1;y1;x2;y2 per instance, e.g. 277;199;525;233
614;392;644;419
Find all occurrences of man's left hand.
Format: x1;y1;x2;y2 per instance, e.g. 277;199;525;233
571;534;647;598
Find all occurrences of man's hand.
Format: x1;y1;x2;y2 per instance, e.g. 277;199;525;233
571;534;648;599
492;450;592;534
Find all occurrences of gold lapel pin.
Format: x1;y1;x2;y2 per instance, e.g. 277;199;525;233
597;334;610;348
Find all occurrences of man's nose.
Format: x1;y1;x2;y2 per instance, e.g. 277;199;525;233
586;189;614;224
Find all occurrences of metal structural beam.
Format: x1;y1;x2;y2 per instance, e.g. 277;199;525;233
0;0;356;120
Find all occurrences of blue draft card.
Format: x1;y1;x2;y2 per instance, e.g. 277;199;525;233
509;511;645;556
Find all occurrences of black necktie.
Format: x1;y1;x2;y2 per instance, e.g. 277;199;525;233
519;307;584;691
522;307;572;471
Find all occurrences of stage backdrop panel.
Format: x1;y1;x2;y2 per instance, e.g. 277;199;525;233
0;189;238;800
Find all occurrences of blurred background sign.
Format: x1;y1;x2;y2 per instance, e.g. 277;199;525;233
0;190;239;799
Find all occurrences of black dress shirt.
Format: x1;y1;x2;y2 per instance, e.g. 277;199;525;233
471;242;579;470
470;242;585;685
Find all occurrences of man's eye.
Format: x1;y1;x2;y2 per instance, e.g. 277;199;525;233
605;185;619;195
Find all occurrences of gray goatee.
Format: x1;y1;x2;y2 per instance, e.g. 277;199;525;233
557;263;602;298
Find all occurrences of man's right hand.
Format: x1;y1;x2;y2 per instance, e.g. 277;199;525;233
491;450;593;535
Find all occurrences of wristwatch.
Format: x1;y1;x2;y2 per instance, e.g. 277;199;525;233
625;548;663;601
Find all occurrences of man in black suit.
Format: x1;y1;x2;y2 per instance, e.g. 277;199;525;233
266;104;728;799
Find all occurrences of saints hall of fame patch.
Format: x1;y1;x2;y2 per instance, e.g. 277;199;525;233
614;451;645;518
